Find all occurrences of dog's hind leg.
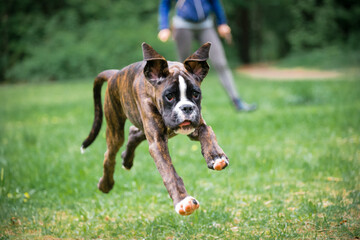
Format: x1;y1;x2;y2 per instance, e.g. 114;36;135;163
98;91;126;193
121;126;146;170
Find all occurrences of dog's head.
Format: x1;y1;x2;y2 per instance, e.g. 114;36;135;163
142;42;211;135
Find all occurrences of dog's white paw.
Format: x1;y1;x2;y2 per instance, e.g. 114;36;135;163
175;196;199;216
213;157;229;171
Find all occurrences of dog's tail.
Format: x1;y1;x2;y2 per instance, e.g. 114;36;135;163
81;70;118;153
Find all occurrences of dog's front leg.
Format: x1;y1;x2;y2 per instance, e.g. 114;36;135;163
144;120;199;216
189;119;229;171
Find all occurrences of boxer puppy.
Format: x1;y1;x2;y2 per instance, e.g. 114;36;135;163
81;42;229;216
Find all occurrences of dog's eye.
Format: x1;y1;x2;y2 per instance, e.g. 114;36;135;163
192;91;200;100
165;93;175;102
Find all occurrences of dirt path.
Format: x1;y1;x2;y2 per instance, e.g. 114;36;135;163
237;64;341;80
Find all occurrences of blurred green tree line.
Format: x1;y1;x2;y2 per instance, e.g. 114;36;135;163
1;0;359;82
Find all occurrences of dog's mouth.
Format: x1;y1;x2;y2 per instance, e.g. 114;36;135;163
175;120;195;135
179;120;192;127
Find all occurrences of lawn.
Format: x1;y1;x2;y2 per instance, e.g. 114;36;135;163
0;71;359;239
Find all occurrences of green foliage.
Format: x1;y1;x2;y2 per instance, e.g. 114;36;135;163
1;73;360;238
2;0;360;82
2;0;176;82
224;0;294;62
7;19;162;81
289;0;343;51
224;0;360;62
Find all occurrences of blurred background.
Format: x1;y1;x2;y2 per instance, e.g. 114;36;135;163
1;1;360;238
1;0;359;83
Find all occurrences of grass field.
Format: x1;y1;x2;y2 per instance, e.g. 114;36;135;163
1;70;359;239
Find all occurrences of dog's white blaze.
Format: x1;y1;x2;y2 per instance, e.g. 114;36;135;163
178;76;188;101
174;76;196;135
177;76;193;106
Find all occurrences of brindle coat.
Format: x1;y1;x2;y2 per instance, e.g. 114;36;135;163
81;42;229;215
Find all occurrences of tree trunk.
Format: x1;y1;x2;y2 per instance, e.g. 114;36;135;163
234;6;251;64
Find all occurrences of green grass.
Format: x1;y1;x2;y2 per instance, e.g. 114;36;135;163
277;46;360;70
1;71;359;239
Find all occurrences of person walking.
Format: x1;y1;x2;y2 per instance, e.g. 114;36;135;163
158;0;256;112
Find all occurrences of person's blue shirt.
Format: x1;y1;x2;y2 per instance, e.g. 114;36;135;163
159;0;228;30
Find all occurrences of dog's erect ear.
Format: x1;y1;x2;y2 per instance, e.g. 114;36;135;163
142;42;169;86
183;42;211;82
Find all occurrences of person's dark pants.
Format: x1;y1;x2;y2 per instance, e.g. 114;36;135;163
173;27;240;101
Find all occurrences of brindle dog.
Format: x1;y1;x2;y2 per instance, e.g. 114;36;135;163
81;42;229;216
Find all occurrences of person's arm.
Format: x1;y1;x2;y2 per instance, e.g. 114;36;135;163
209;0;227;25
158;0;172;42
209;0;232;43
159;0;172;30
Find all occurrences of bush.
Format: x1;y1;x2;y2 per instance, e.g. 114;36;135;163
4;1;178;82
7;20;162;81
3;0;360;82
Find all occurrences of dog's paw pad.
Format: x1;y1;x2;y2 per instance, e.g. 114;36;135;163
175;196;199;216
213;157;229;171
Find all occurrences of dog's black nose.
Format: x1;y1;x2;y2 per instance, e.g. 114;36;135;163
180;104;194;114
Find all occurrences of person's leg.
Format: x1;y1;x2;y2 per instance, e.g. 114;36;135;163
198;28;239;99
198;28;256;111
173;28;194;62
